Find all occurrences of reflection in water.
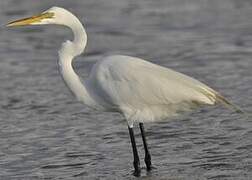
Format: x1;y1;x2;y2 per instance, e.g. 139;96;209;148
0;0;251;179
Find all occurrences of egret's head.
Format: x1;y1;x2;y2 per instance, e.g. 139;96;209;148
7;7;73;27
7;7;87;56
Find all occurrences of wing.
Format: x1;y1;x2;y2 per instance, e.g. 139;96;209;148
87;55;242;122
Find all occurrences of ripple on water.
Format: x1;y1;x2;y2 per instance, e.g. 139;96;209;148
0;0;252;179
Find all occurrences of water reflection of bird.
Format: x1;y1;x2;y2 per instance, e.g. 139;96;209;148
7;7;243;177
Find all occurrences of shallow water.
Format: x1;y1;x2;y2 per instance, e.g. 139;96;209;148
0;0;252;179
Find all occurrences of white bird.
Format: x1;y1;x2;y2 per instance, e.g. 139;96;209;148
7;7;243;176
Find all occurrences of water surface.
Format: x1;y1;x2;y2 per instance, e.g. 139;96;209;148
0;0;251;179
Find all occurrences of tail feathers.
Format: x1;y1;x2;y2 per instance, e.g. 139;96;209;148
199;86;245;114
214;93;252;121
214;93;244;114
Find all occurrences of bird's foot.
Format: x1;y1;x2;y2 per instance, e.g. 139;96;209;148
145;154;153;171
146;164;156;171
133;169;141;177
133;161;141;177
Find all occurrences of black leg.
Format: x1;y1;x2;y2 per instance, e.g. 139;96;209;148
139;123;152;171
128;126;141;177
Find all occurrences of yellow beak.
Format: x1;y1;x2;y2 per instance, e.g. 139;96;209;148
6;12;54;27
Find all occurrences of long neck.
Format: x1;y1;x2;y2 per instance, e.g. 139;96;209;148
58;14;96;107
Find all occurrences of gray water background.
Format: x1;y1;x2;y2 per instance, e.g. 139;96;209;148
0;0;252;179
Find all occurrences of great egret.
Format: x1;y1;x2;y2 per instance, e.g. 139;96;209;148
7;7;243;176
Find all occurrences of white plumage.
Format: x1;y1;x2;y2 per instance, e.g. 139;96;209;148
7;7;242;128
87;55;218;125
